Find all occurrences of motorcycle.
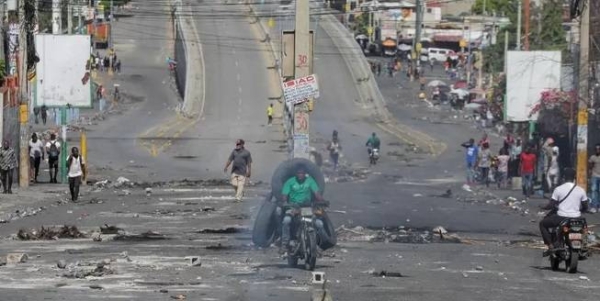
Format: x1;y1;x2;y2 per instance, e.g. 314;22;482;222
548;217;589;273
286;201;329;271
369;148;379;165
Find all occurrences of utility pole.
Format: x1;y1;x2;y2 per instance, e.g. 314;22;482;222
524;0;530;50
292;0;310;159
412;0;423;79
516;0;522;50
18;0;29;188
110;0;113;48
576;1;590;189
78;0;83;33
68;0;73;34
504;31;509;73
52;0;61;34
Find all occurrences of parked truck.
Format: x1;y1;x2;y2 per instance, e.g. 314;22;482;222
87;22;111;49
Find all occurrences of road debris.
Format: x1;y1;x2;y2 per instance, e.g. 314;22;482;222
91;232;103;242
17;225;87;240
170;294;187;300
63;264;114;279
100;224;124;234
89;285;104;290
6;253;28;264
372;270;403;278
114;176;133;188
197;227;248;234
336;225;463;244
114;231;168;241
57;260;67;269
475;266;484;271
186;256;202;267
0;207;46;223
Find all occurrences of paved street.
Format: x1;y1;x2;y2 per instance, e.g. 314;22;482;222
1;1;600;300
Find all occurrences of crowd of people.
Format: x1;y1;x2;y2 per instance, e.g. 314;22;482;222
91;49;121;74
0;133;86;201
461;133;562;198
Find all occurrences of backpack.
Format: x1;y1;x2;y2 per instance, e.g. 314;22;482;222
49;142;60;159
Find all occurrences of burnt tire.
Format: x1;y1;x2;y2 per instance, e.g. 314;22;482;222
271;158;325;203
252;193;278;248
317;212;337;250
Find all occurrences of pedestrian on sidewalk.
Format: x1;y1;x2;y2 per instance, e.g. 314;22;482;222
28;133;44;183
115;59;122;73
67;147;86;202
461;138;478;185
0;140;17;194
45;133;61;183
588;144;600;213
519;147;537;198
267;103;274;126
419;77;426;91
224;139;252;202
33;106;40;124
41;105;48;125
377;62;382;76
429;59;434;71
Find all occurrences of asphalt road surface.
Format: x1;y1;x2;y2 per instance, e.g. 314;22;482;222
0;185;599;301
2;1;600;300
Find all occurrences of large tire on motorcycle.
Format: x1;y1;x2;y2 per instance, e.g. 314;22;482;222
271;158;325;202
252;193;279;248
566;253;579;273
317;212;337;250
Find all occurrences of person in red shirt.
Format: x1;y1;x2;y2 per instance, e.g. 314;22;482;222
519;147;537;198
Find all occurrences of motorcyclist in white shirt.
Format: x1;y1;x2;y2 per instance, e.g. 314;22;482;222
539;168;589;257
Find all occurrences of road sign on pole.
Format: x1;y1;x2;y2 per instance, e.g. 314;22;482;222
283;74;319;106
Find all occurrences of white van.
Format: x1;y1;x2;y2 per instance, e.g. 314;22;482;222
427;48;456;62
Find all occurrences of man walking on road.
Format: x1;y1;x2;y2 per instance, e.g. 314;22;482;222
29;133;44;183
224;139;252;202
520;147;537;198
41;105;48;125
45;133;61;183
267;103;274;126
0;140;17;194
67;147;86;202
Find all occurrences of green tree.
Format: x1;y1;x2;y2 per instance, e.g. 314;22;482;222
471;0;518;16
99;0;132;8
531;0;566;51
353;13;370;35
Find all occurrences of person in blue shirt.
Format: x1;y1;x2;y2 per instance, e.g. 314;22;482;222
461;138;478;184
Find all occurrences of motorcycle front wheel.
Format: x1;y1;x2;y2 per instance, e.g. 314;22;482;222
305;230;317;271
550;255;560;271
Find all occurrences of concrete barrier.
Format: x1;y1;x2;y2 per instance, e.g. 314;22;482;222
174;1;205;118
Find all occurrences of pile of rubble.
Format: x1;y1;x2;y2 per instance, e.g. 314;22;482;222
61;260;115;279
17;225;87;240
90;177;259;191
336;225;463;244
323;164;371;183
458;185;530;216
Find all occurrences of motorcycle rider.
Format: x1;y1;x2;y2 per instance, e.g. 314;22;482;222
366;132;381;157
280;167;326;254
539;168;589;257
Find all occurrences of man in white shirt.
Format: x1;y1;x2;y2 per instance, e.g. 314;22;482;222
45;133;61;183
539;168;588;256
28;133;44;183
66;147;86;202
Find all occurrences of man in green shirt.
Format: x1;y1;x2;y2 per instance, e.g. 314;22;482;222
366;132;381;155
280;167;324;252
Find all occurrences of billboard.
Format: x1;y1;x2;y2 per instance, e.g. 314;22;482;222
36;34;92;108
506;51;562;122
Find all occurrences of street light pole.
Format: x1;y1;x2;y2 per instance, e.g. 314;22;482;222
292;0;311;159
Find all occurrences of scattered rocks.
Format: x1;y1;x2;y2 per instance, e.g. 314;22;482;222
114;176;132;188
57;260;67;269
196;227;248;234
6;253;28;264
100;224;123;235
475;266;484;271
91;232;103;242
